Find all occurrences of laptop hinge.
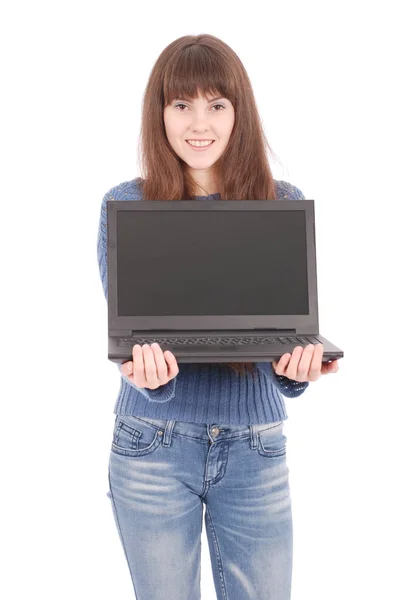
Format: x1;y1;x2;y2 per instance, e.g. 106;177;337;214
249;328;297;335
111;328;298;337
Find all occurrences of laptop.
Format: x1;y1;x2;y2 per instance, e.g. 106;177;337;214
107;199;344;364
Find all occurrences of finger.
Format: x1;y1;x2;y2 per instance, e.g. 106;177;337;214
164;349;180;378
308;343;324;381
293;344;314;381
273;353;291;375
284;346;304;380
151;343;168;382
142;344;158;387
290;344;314;381
132;344;146;387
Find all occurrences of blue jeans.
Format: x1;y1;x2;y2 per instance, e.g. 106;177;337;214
107;414;293;600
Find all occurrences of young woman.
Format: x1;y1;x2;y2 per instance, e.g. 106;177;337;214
97;33;339;600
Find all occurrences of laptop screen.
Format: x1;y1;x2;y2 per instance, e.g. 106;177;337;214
115;209;309;317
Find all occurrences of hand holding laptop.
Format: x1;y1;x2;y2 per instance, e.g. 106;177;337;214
272;344;339;382
121;343;180;390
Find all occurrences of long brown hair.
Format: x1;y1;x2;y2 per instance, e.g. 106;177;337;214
136;34;281;378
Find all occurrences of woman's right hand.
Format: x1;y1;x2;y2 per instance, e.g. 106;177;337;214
120;343;180;390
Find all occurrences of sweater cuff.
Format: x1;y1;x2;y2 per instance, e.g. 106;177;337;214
272;372;309;397
256;361;309;398
117;363;177;403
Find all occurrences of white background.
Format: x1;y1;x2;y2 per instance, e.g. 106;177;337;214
1;1;400;598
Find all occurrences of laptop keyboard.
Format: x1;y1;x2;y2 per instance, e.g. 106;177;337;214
117;335;321;347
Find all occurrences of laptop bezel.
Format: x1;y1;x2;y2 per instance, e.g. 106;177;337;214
107;199;319;335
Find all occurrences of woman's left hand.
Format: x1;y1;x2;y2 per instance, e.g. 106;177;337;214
272;343;339;383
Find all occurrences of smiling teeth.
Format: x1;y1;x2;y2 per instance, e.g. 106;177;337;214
187;140;214;147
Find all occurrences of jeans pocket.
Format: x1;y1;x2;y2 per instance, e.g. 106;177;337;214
257;420;287;458
111;415;163;457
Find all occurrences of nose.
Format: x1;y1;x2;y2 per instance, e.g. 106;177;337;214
190;110;211;131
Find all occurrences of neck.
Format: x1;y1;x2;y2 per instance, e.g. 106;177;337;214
188;169;220;197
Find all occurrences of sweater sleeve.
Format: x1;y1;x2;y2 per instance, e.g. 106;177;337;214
96;186;177;403
256;180;310;397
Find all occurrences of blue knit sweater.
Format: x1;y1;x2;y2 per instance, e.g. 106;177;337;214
97;177;309;424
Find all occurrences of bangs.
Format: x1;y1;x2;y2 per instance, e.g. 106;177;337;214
163;45;235;107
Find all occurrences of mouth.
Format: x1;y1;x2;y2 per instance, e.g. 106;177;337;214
186;140;216;151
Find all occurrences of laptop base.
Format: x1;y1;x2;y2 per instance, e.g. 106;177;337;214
108;334;343;364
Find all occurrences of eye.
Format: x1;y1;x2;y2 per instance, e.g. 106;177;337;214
174;103;225;111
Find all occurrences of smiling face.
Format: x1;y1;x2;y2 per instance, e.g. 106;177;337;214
163;93;235;194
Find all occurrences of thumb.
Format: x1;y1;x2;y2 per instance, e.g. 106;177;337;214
122;361;133;376
321;360;339;375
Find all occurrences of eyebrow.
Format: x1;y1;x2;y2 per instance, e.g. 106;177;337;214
175;96;225;103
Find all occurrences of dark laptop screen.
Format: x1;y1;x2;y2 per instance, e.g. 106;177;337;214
116;209;309;316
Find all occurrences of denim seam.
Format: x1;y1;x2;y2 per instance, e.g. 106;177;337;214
123;418;257;444
205;506;228;600
118;415;162;432
258;420;284;433
179;431;251;443
108;469;140;599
